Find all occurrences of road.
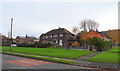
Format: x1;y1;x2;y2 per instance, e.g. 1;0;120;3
1;54;95;70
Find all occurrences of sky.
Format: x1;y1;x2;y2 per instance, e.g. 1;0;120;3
0;1;118;38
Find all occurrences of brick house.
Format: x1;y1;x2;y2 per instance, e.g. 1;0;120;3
16;34;38;44
16;36;26;44
99;31;111;41
76;30;108;50
79;30;110;41
40;28;76;46
0;34;11;46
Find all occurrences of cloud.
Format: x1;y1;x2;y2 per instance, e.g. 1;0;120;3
98;11;118;31
0;0;118;2
1;2;118;38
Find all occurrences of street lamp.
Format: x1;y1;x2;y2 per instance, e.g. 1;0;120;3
10;18;13;51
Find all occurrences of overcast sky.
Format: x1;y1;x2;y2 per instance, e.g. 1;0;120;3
0;1;118;38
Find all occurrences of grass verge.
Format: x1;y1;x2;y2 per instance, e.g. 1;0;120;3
2;51;75;65
86;47;120;63
108;47;120;53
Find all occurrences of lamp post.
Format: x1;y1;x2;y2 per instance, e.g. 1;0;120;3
83;22;86;50
10;18;13;51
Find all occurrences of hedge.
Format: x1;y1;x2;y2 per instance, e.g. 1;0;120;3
17;42;51;48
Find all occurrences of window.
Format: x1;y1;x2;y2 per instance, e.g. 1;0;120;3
49;35;52;38
42;36;45;39
43;36;48;39
46;36;48;39
59;34;63;37
53;34;58;37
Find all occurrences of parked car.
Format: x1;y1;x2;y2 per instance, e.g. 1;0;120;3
11;44;17;47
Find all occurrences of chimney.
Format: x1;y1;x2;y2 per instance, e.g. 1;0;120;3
59;27;61;29
96;29;99;32
26;34;28;37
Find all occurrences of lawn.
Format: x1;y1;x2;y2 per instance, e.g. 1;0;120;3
86;47;120;63
108;47;120;53
1;46;92;59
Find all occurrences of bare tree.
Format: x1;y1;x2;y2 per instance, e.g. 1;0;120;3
72;19;99;35
72;19;99;49
72;27;80;35
79;19;99;32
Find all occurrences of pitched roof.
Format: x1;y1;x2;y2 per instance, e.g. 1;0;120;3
86;30;104;39
99;31;111;38
45;28;75;36
16;35;36;39
17;36;25;38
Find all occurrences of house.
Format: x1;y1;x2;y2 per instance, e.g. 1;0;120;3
40;27;76;46
79;30;104;40
16;36;26;44
107;29;120;43
0;34;11;46
77;30;111;50
99;31;111;41
16;34;38;44
86;30;104;39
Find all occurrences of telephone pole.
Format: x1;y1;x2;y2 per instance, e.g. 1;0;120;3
10;18;13;51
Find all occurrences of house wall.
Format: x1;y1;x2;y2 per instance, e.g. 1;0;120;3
2;36;11;46
16;38;26;44
16;36;37;44
25;37;35;44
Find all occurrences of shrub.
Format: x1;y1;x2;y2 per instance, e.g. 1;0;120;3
94;39;105;51
2;43;11;46
17;43;35;47
71;42;80;47
88;37;112;51
17;42;52;48
35;42;51;48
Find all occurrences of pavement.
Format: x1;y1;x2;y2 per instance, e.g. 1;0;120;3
74;51;119;69
75;51;101;61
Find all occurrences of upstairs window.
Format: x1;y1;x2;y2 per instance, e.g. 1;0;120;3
46;36;48;39
53;34;58;37
59;34;63;37
43;36;48;39
49;35;52;38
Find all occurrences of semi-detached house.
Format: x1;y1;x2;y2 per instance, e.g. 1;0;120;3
40;27;77;46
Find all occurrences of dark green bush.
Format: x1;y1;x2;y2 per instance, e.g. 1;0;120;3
17;43;35;47
35;42;51;48
94;39;105;51
17;42;51;48
88;37;112;51
2;43;11;46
